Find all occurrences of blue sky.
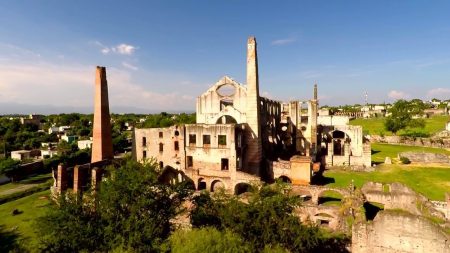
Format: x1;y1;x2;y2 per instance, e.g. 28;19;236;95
1;1;450;113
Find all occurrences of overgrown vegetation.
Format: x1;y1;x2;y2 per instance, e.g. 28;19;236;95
36;158;190;252
8;158;348;252
189;184;349;253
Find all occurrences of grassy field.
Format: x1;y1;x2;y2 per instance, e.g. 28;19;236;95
371;143;450;164
0;190;51;251
350;115;448;136
0;173;52;196
324;143;450;201
324;165;450;201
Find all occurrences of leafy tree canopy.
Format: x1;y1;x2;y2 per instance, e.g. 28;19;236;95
36;157;191;252
384;99;426;134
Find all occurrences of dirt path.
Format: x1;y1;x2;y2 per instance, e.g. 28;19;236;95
0;184;39;196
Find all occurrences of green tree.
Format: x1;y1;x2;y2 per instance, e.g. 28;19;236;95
384;99;425;134
37;157;191;252
190;183;349;252
167;227;253;253
0;158;21;182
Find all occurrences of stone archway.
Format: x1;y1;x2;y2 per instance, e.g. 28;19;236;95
211;180;226;192
278;175;292;183
234;182;252;195
216;115;238;124
198;178;207;191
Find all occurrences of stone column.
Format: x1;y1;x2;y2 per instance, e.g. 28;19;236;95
245;36;262;174
57;164;68;194
308;100;318;154
91;167;103;191
73;165;85;194
91;66;113;163
344;142;350;156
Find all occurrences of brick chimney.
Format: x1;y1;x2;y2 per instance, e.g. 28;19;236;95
245;36;262;174
91;66;113;163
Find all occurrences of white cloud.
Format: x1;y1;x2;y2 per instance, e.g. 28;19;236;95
93;41;137;55
122;61;138;71
113;44;136;55
0;61;196;112
388;90;409;100
271;38;296;46
426;88;450;100
101;48;110;54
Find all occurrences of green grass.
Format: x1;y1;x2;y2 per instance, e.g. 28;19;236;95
371;143;450;164
0;190;51;251
318;190;343;206
350;115;448;136
324;165;450;201
0;173;52;195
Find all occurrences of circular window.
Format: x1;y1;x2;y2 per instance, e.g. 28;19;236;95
216;83;236;97
175;130;180;136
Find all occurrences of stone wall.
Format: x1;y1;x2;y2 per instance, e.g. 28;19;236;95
371;134;450;149
361;182;426;215
398;151;450;164
352;211;450;253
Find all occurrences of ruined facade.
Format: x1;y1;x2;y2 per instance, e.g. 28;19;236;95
133;37;371;193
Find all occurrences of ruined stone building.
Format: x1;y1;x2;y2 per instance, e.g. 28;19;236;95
133;37;371;194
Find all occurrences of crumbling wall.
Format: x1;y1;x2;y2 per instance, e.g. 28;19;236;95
361;182;425;214
352;210;450;253
371;135;450;149
398;151;450;164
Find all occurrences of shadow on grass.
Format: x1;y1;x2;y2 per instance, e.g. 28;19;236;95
20;174;52;185
312;176;335;186
318;196;342;205
0;225;25;252
371;149;380;155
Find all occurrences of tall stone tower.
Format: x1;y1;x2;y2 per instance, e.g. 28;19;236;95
245;36;262;174
314;83;318;100
310;83;318;154
91;66;113;163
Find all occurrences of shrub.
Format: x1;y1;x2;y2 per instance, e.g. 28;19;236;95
400;156;411;164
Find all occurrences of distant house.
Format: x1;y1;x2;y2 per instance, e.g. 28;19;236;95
20;114;43;127
41;149;58;159
48;126;71;134
11;150;31;161
424;108;446;117
61;135;79;144
11;150;40;161
41;142;58;149
78;139;93;150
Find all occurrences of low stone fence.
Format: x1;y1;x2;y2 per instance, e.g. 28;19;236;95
371;134;450;148
398;152;450;164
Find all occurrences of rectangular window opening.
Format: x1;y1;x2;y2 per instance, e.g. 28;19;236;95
189;134;196;146
187;156;193;168
218;135;227;148
174;141;179;151
159;143;164;152
203;135;211;147
221;158;229;170
159;132;163;138
143;150;147;159
142;137;146;147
